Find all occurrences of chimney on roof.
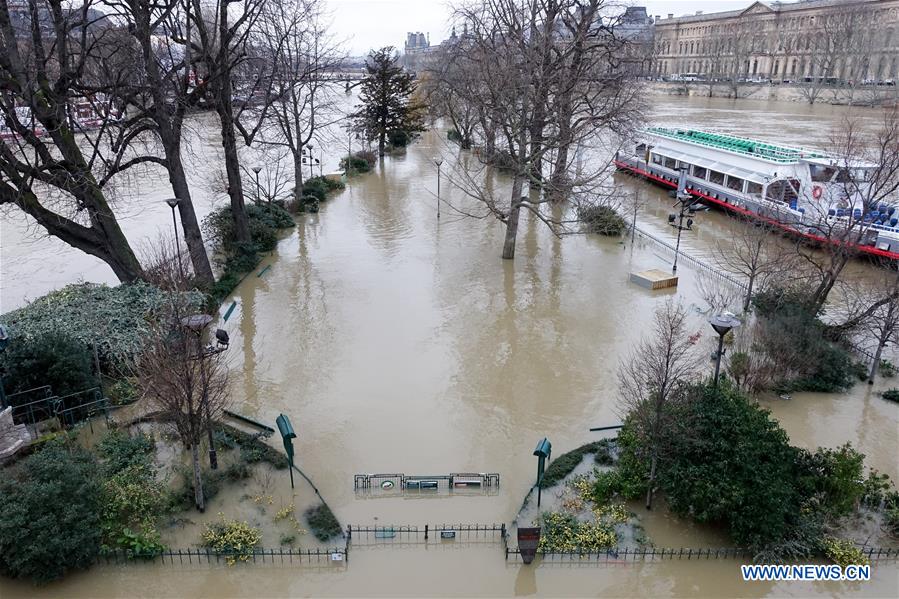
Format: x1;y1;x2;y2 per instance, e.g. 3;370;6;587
696;11;703;15
667;13;674;19
654;15;660;23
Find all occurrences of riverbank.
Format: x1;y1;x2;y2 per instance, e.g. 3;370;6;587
645;80;899;107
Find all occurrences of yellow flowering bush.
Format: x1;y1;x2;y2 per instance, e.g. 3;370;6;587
822;537;870;568
201;513;262;565
538;512;617;552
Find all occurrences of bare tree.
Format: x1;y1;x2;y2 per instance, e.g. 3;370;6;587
446;0;643;259
796;110;899;314
0;0;144;281
188;0;268;244
715;221;795;312
137;299;230;512
618;300;699;509
249;0;344;201
799;5;867;105
92;0;216;284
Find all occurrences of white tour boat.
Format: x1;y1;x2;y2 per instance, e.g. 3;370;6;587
614;127;899;260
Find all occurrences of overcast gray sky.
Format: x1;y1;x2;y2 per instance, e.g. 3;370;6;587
327;0;755;56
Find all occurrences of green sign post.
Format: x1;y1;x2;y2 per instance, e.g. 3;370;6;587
533;437;552;508
276;413;297;489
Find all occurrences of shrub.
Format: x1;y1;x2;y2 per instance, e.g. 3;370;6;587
538;511;617;552
592;470;622;504
304;504;342;541
107;377;140;406
340;151;376;174
214;423;288;469
794;443;866;517
306;175;345;193
882;388;899;403
97;429;155;476
100;465;166;557
303;196;320;213
0;442;102;582
0;332;97;398
388;129;414;148
301;178;328;202
539;440;613;489
578;205;627;236
0;283;204;365
202;204;293;260
201;514;262;565
821;537;869;568
753;287;856;393
660;382;801;549
879;360;896;377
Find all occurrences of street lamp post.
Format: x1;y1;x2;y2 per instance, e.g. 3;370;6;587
0;325;9;409
709;313;742;387
308;144;315;179
433;156;443;219
671;166;693;273
252;166;263;204
165;198;184;279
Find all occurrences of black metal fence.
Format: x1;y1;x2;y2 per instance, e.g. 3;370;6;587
506;545;898;562
346;524;508;547
99;546;349;566
631;224;748;292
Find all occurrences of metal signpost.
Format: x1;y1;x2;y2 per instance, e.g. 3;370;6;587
533;438;551;508
276;413;297;489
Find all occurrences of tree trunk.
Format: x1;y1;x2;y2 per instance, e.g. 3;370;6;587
378;129;386;157
502;176;523;260
191;442;205;512
167;148;215;284
645;451;658;510
134;11;214;285
743;272;756;312
294;156;305;202
216;90;251;244
868;335;885;384
215;7;251;245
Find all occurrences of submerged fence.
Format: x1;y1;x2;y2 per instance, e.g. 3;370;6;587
506;545;899;562
630;224;749;292
99;546;349;566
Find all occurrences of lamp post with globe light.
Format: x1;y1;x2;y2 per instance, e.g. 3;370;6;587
709;313;741;387
165;198;184;279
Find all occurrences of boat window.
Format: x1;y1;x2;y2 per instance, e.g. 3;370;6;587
651;153;663;165
636;143;646;155
809;164;837;182
835;168;854;183
747;181;763;196
709;170;725;185
664;156;677;170
692;165;707;179
726;176;744;192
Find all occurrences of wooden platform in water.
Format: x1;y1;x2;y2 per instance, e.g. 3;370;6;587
630;269;678;290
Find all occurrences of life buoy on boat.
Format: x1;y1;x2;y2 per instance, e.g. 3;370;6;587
812;185;824;200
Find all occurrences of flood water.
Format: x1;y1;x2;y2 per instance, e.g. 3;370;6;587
1;95;898;597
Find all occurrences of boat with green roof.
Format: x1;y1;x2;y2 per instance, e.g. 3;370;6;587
615;127;899;260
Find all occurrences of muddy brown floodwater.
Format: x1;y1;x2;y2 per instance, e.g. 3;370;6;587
1;95;898;597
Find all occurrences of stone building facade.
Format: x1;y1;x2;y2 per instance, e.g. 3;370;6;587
651;0;899;82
